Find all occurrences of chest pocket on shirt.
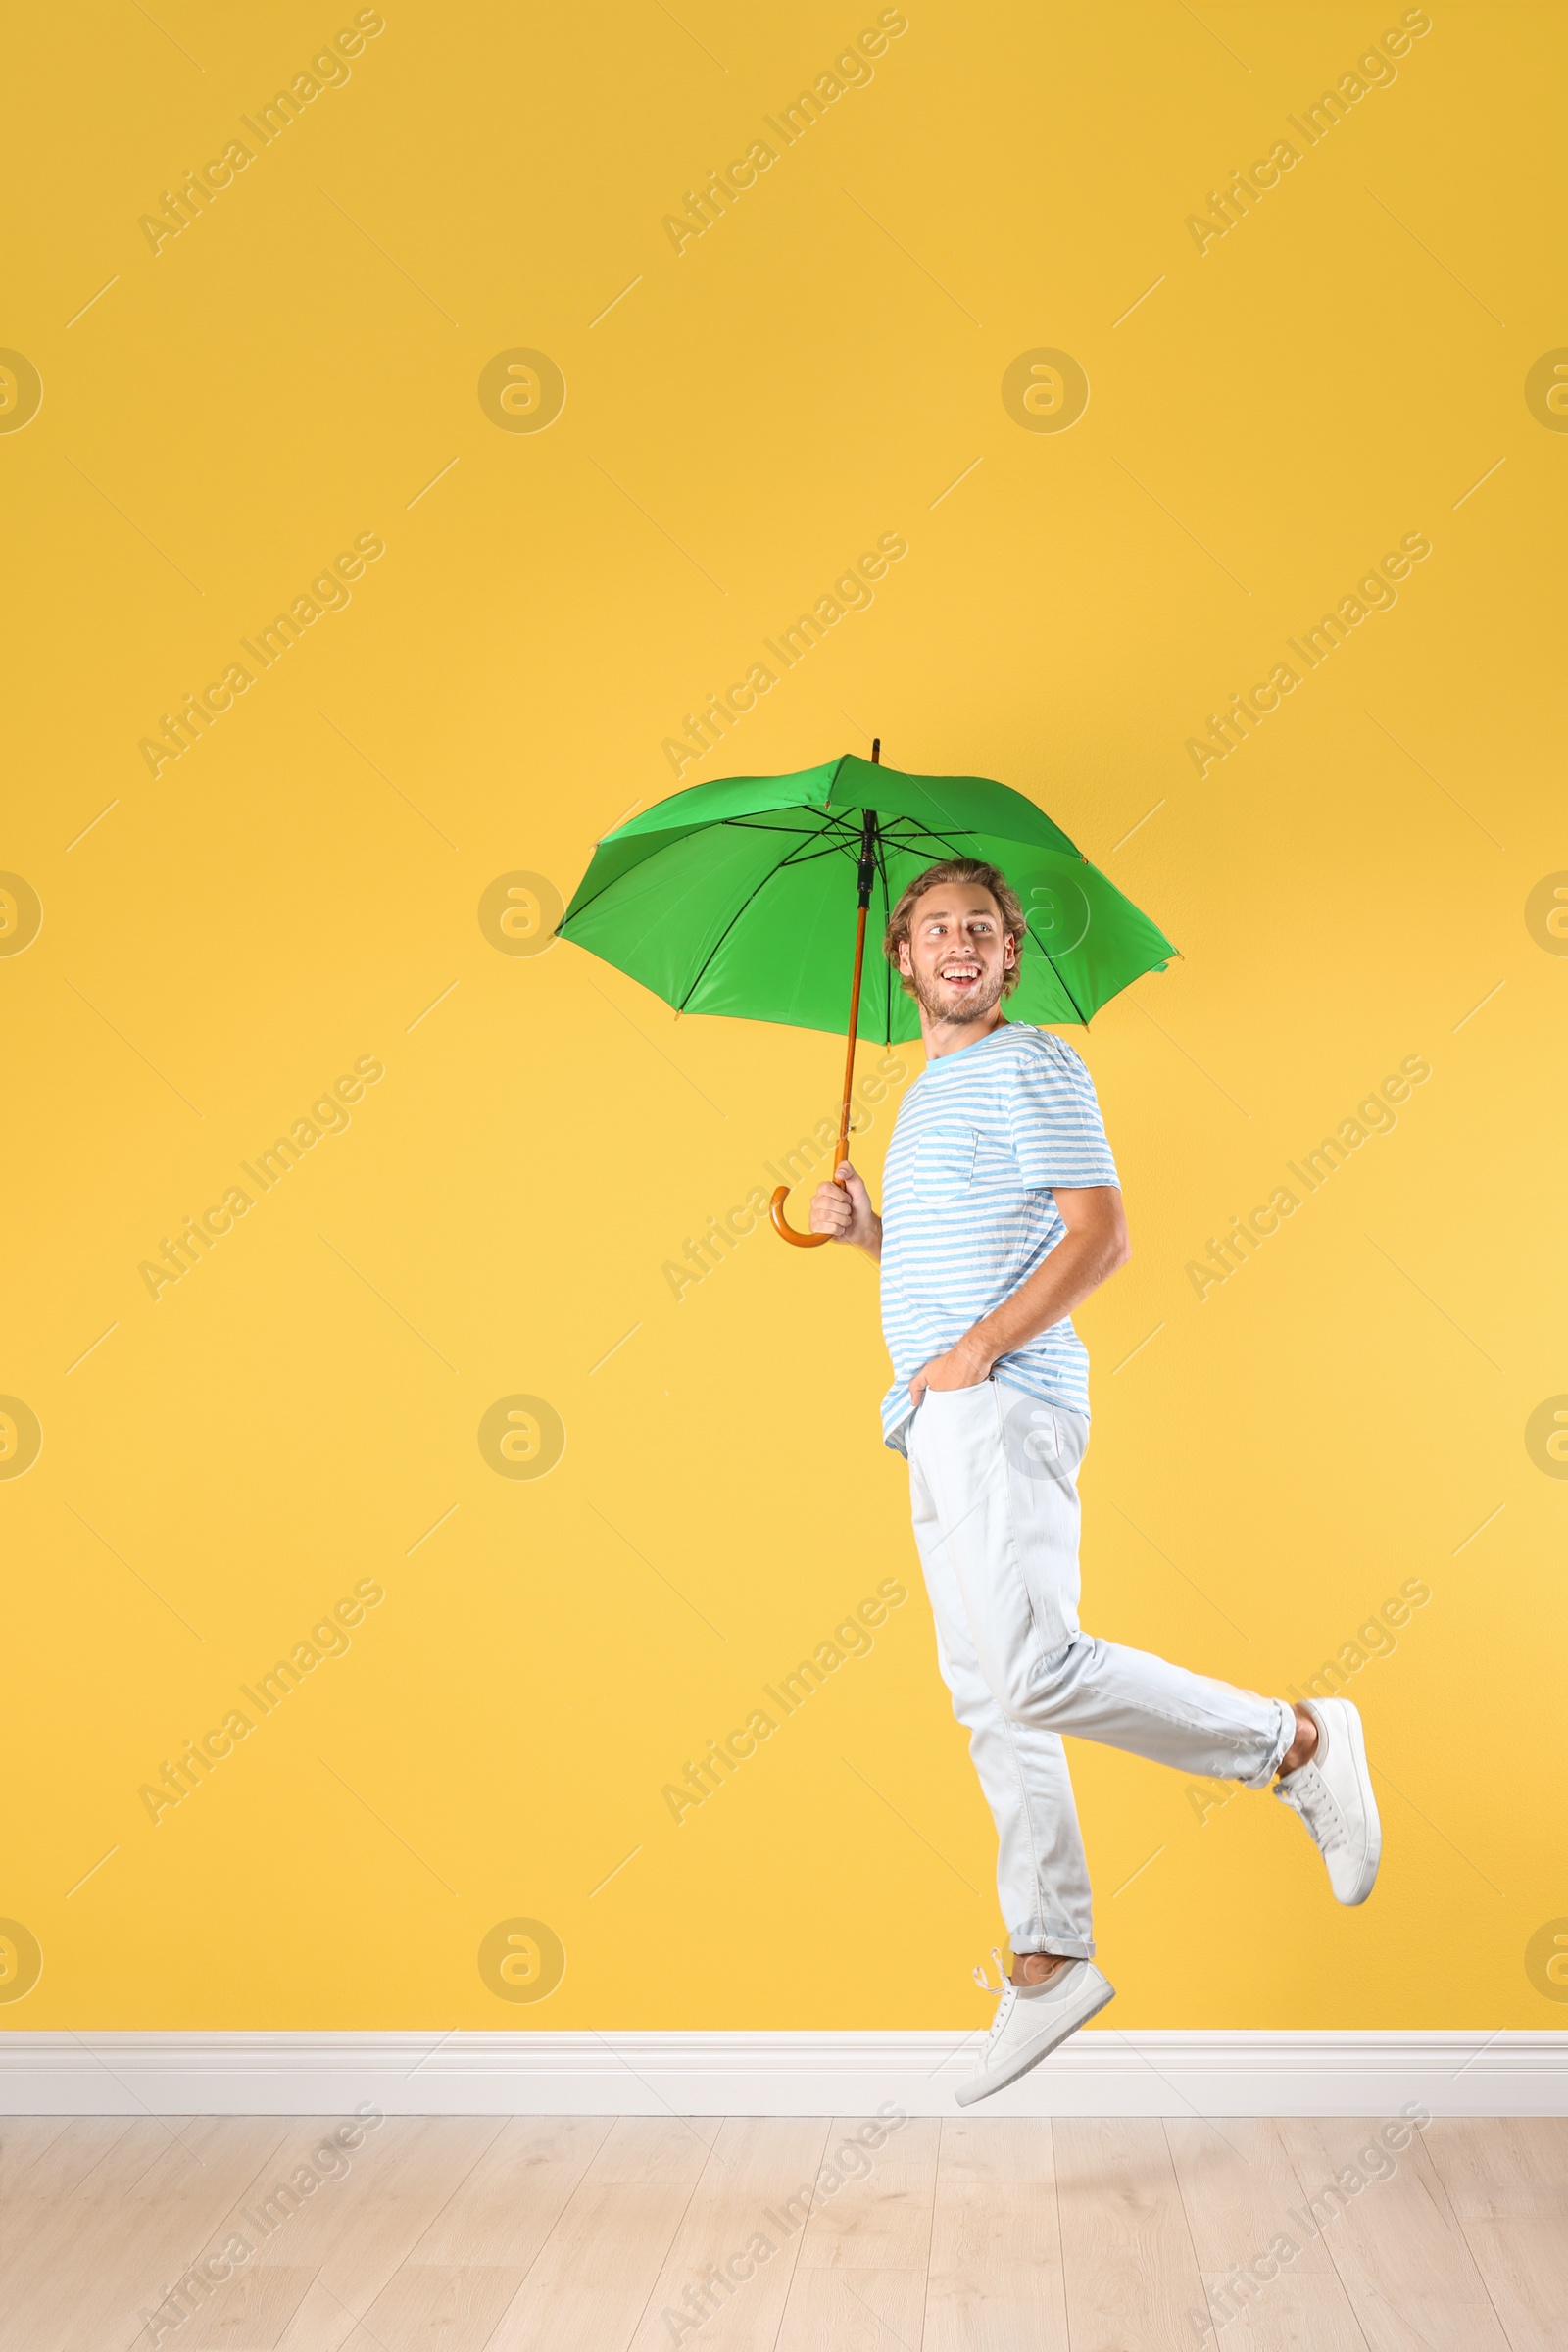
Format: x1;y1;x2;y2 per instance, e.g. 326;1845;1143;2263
911;1127;976;1203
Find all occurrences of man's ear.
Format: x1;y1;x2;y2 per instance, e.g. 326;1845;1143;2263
897;939;913;975
1004;930;1019;967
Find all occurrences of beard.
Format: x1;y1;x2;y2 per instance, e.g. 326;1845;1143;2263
910;961;1009;1027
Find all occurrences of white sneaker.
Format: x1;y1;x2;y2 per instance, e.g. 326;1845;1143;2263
956;1957;1116;2108
1274;1697;1381;1905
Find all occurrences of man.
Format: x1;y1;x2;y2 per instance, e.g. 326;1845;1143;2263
810;858;1379;2106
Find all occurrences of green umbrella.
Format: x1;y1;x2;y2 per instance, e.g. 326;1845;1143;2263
558;744;1176;1245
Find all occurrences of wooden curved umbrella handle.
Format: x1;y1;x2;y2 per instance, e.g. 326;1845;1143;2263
770;1183;832;1247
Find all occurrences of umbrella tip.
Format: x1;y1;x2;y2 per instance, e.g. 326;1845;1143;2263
871;736;881;764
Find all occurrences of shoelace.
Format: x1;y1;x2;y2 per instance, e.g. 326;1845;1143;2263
1280;1762;1346;1852
973;1946;1008;1994
972;1946;1080;2050
972;1950;1017;2049
985;1984;1018;2047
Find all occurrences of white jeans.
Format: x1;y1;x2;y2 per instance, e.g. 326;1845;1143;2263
906;1379;1294;1958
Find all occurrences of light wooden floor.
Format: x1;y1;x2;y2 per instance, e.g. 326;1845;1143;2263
1;2111;1562;2351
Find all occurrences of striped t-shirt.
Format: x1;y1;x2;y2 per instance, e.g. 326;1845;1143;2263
879;1023;1120;1452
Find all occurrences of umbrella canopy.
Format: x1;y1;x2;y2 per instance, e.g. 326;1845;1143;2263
557;751;1176;1042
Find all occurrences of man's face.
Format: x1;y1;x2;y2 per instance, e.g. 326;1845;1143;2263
898;884;1017;1025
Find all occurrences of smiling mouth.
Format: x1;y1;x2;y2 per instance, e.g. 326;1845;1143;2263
939;962;983;988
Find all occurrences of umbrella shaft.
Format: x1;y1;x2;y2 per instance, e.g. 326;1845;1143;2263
834;898;869;1183
835;806;878;1183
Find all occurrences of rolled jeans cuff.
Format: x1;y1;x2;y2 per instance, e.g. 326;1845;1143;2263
1237;1697;1297;1791
1010;1935;1096;1962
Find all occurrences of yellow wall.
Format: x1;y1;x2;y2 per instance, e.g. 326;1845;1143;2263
4;0;1563;2034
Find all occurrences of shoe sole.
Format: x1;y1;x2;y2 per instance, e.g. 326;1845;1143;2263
954;1979;1116;2108
1334;1700;1382;1906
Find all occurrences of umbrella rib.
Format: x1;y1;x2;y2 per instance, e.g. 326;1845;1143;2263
722;830;860;864
715;822;821;838
721;814;863;854
676;811;886;1014
555;824;702;934
1018;921;1089;1023
559;816;851;943
673;834;830;1011
875;820;895;1048
727;812;951;856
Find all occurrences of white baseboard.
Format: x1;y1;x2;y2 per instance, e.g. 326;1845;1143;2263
0;2031;1562;2117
